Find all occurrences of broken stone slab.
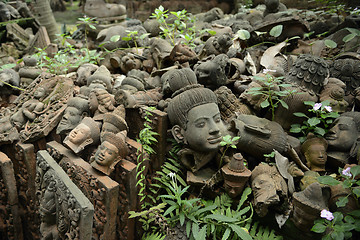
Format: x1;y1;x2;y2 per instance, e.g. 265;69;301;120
6;22;30;51
36;150;94;240
46;140;119;240
125;106;168;171
0;151;24;240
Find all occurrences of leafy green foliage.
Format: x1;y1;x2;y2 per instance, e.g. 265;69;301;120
247;73;297;121
151;5;197;46
311;165;360;239
136;107;159;208
290;100;339;142
269;25;283;38
248;221;283;240
219;135;240;167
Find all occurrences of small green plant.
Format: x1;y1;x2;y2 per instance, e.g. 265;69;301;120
77;16;97;50
136;107;159;209
121;30;150;53
219;135;240;167
151;5;196;46
160;173;253;240
247;70;297;121
290;100;339;142
311;165;360;239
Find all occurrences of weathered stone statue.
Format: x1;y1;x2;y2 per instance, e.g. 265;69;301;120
90;132;128;175
301;135;328;172
325;111;360;166
272;54;328;130
292;182;329;232
250;163;288;217
10;86;47;128
194;54;230;89
221;153;251;198
319;78;349;113
101;108;128;139
63;117;101;154
56;95;90;136
167;85;228;172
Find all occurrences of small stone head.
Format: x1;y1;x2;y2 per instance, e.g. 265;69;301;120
250;163;288;217
167;85;227;153
56;96;90;135
301;135;328;172
64;117;100;153
325;112;360;153
91;132;128;175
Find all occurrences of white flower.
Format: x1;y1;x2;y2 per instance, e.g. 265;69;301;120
263;69;276;74
320;209;334;221
324;106;332;112
313;103;322;111
342;167;352;178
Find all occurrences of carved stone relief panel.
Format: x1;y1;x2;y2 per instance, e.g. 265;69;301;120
0;151;23;240
47;141;119;240
36;150;94;240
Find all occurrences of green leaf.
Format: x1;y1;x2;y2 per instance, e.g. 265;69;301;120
222;228;231;240
349;210;360;218
317;176;341;186
350;165;360;178
89;24;96;30
229;224;252;240
343;33;357;42
163;205;177;216
293;112;308;118
331;231;344;240
336;196;349;208
236;29;250;40
314;127;326;136
204;214;238;223
110;35;121;42
311;222;327;233
269;25;283;37
186;220;191;238
279;100;289;109
290;126;302;133
324;39;337;48
260;99;270;108
304;101;315;106
353;188;360;198
307;117;321;126
180;212;185;226
197;225;207;240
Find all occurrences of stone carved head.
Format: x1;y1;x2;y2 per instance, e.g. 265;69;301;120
301;135;328;172
91;132;128;175
325;112;360;154
250;163;288;217
167;85;227;153
64;117;100;154
56;96;90;135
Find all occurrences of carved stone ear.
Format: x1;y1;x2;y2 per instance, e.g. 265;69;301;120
171;125;185;143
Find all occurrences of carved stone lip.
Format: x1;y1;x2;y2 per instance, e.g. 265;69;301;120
325;135;337;140
207;136;222;144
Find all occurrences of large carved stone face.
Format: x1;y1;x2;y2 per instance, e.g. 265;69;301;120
304;144;327;171
252;174;279;206
57;107;83;134
181;103;226;152
94;141;118;167
68;123;91;145
325;116;358;151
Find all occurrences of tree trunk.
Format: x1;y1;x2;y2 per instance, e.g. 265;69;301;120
33;0;59;42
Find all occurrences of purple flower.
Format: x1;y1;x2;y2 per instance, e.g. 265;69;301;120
342;167;352;177
313;103;322;111
324;106;332;112
320;209;334;221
